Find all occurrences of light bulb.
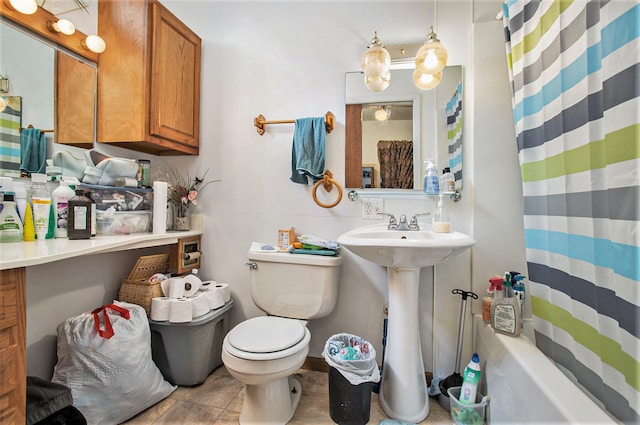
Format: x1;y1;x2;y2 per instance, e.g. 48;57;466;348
7;0;37;14
48;19;76;35
414;27;448;74
82;35;106;53
413;69;442;90
375;107;390;121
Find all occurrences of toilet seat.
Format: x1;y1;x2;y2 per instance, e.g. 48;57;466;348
224;316;310;361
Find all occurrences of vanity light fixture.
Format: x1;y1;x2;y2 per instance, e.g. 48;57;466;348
414;26;448;74
375;106;391;121
47;18;76;35
360;31;391;92
81;34;106;53
413;68;442;91
5;0;37;15
0;74;8;93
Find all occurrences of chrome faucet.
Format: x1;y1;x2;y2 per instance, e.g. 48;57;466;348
409;213;431;231
397;214;410;230
377;212;398;230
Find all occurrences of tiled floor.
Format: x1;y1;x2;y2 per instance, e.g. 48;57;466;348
123;367;453;424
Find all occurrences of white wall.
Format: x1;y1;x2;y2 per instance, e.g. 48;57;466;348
23;0;528;381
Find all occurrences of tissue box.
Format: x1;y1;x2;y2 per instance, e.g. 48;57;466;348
80;183;153;211
96;210;152;235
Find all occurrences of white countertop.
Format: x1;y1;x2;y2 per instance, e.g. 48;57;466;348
1;215;203;270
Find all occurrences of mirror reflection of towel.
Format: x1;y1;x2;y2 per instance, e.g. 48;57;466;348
290;117;326;185
20;128;47;176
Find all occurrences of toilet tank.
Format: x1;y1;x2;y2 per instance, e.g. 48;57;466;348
246;250;341;320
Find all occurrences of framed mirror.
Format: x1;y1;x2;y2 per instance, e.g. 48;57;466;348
345;66;463;193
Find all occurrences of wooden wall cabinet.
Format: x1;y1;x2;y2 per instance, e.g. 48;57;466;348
0;268;26;425
97;0;201;155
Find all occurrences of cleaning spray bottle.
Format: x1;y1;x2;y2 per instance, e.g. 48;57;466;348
511;272;526;330
482;276;503;324
491;272;521;336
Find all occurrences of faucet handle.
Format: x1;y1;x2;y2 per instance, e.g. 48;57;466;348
377;212;398;230
409;212;430;230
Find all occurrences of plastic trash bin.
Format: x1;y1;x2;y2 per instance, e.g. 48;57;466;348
322;333;380;425
447;386;488;425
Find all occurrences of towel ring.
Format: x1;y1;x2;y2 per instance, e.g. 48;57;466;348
312;170;343;209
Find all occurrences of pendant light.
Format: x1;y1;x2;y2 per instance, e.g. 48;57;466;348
414;26;448;74
374;106;391;121
413;68;442;90
360;31;391;92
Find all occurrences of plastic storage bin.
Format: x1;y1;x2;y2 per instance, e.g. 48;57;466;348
79;183;153;211
447;386;488;425
148;300;233;386
96;210;152;235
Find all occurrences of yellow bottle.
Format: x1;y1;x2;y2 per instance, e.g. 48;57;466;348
23;202;35;241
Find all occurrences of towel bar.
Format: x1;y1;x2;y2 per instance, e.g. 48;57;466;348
19;125;54;133
312;170;342;209
254;111;335;135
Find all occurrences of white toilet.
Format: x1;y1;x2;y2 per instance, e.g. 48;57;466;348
221;248;341;424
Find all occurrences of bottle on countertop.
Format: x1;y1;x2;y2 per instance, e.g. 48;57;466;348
423;158;439;195
459;353;481;405
482;276;503;324
432;195;450;233
0;192;24;242
29;173;52;240
84;189;97;237
52;180;75;238
68;189;92;240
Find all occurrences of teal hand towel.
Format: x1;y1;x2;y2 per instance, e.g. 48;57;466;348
290;117;326;185
20;128;46;175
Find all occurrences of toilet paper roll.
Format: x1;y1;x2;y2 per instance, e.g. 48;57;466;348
152;181;168;234
168;277;186;299
182;274;202;297
169;298;193;323
199;280;215;291
150;297;172;321
203;287;225;310
215;283;231;302
191;293;210;318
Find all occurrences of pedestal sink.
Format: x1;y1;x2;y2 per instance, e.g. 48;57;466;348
337;223;475;422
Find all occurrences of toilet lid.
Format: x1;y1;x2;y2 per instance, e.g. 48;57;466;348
227;316;306;353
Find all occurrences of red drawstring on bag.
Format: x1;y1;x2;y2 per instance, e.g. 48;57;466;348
92;304;131;339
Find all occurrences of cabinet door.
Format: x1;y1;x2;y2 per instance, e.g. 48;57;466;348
149;2;201;151
0;268;26;425
55;51;96;147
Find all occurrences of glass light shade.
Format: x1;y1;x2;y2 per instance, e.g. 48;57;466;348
8;0;37;14
360;32;390;79
375;107;390;121
364;69;391;92
82;35;106;53
415;28;448;74
413;69;442;90
52;19;76;35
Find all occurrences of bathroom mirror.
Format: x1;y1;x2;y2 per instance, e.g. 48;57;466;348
345;66;463;193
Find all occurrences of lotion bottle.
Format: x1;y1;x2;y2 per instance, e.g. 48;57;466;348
459;353;481;404
423;158;439;195
52;180;75;238
0;192;24;242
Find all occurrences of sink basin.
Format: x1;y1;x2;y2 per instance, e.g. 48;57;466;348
337;223;475;268
337;223;475;422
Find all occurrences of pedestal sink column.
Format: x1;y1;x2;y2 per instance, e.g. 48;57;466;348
379;266;429;422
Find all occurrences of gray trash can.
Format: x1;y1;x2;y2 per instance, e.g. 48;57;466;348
322;333;380;425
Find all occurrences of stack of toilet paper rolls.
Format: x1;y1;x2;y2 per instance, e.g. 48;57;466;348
150;275;231;323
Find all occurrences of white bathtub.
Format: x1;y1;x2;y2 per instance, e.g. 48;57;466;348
473;315;615;424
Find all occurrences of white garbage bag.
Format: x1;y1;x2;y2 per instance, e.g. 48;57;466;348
322;333;380;385
52;301;175;425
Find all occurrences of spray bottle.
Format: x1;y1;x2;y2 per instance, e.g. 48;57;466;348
482;276;503;324
491;272;521;336
511;271;526;330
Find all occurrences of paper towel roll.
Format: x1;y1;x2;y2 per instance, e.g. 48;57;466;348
169;298;193;323
182;274;202;297
215;283;231;302
150;297;172;321
153;181;168;234
191;293;210;318
168;277;186;299
203;287;225;310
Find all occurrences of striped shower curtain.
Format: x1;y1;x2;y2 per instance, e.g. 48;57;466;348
502;0;639;422
446;82;463;191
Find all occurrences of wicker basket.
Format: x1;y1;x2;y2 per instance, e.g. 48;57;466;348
118;254;169;315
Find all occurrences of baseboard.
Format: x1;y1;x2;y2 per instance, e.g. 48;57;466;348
301;356;433;385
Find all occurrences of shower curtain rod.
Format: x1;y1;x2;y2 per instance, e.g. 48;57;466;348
253;111;335;135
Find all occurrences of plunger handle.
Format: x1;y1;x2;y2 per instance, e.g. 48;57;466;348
451;289;478;373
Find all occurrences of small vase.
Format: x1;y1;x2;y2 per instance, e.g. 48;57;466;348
174;206;190;231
